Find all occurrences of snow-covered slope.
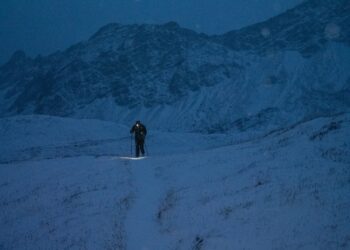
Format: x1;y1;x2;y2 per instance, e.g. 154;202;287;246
1;113;349;249
0;115;230;164
0;0;349;133
214;0;350;56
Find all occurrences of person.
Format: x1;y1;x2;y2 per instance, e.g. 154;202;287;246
130;120;147;157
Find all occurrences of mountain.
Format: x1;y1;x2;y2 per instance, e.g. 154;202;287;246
214;0;350;56
0;22;243;129
0;0;349;133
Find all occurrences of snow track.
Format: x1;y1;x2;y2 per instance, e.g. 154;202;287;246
125;157;165;250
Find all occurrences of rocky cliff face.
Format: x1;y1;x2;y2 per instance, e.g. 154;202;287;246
0;22;242;118
0;0;349;133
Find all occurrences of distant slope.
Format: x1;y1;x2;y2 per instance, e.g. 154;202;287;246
213;0;350;56
0;115;231;164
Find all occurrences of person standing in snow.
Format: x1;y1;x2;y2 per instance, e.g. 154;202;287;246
130;120;147;157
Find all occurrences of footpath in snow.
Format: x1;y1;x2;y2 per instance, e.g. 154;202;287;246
124;156;166;250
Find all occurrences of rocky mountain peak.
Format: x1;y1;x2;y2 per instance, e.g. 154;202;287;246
1;50;30;68
89;23;122;40
162;21;181;30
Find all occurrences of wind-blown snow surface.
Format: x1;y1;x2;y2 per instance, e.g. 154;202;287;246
1;114;350;249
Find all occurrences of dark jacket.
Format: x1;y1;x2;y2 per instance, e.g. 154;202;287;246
130;123;147;141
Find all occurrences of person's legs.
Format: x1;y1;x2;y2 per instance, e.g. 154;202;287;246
135;140;140;157
140;141;145;156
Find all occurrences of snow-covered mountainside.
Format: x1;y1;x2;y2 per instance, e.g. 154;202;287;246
0;0;349;134
1;113;349;249
215;0;350;56
0;22;242;130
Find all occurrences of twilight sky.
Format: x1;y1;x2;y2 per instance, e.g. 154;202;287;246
0;0;304;65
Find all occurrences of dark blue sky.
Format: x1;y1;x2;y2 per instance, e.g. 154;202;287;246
0;0;304;65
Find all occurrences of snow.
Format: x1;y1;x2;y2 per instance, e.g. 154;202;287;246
125;156;165;250
1;2;349;249
0;156;128;249
1;114;350;249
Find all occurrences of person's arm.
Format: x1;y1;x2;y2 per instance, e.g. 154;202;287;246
143;126;147;136
130;125;135;134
